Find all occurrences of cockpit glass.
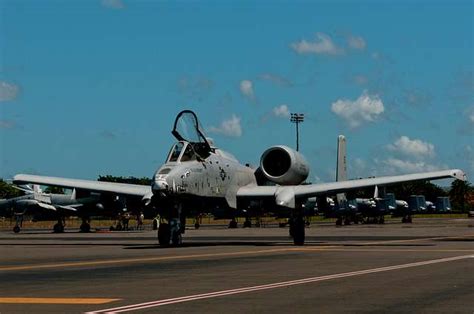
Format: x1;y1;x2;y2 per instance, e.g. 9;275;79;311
180;143;197;162
168;142;184;162
172;110;212;159
167;142;197;162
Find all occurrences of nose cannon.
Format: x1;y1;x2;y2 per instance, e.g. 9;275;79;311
152;179;169;196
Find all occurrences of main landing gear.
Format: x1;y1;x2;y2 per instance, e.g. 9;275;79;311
289;214;306;246
53;218;65;233
80;217;91;233
157;203;185;247
13;214;24;233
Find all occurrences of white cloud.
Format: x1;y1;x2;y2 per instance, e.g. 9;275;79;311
0;81;19;102
272;105;290;118
291;32;343;56
353;75;368;85
239;80;254;100
371;52;380;60
387;136;435;159
331;91;384;128
466;145;474;171
347;35;366;50
258;73;293;87
381;158;441;174
467;106;474;124
0;120;15;129
101;0;125;9
208;115;242;137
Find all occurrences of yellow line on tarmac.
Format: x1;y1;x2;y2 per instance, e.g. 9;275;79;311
0;247;335;272
0;298;120;304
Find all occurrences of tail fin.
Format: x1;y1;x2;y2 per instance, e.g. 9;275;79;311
336;135;347;205
336;135;347;182
33;184;42;194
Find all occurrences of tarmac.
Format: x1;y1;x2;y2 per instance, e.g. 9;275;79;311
0;218;473;313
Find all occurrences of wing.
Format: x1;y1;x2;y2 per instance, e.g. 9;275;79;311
237;169;466;208
13;174;152;197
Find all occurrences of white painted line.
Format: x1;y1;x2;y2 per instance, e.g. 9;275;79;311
87;254;474;313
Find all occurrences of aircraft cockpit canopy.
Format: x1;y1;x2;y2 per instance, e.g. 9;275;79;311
172;110;212;158
167;141;198;163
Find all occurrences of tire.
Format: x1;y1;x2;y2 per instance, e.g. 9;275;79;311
194;223;200;230
13;225;20;233
228;220;238;229
53;223;64;233
243;220;251;228
158;223;170;246
80;223;91;233
293;217;305;245
171;231;182;246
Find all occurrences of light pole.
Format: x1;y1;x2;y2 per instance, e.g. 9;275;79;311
290;113;304;151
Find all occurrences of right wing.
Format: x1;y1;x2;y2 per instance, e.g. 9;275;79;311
237;169;466;208
13;174;152;197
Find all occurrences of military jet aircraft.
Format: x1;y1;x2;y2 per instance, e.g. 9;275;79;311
13;110;466;245
0;185;100;233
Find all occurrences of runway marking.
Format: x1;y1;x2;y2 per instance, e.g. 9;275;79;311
88;254;474;313
0;297;119;304
295;248;474;253
358;234;474;246
0;247;334;272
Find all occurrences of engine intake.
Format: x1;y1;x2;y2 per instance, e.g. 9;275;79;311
260;145;309;185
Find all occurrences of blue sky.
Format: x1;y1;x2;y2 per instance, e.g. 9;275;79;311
1;0;473;184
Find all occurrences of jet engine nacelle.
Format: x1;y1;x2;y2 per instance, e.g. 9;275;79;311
260;145;310;185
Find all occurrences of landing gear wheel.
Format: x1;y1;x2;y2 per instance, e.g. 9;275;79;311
194;223;200;229
293;217;305;246
289;218;294;238
406;216;412;223
13;225;20;233
80;222;91;233
171;230;182;246
378;216;385;224
158;223;170;246
109;225;115;231
228;219;238;229
336;218;343;226
344;218;351;225
243;219;251;228
53;223;64;233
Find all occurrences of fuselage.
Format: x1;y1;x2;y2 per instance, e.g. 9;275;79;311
152;141;256;210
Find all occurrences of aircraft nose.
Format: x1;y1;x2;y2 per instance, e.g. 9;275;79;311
152;179;169;194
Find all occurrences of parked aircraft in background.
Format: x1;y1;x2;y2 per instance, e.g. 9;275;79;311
0;185;100;233
13;110;466;245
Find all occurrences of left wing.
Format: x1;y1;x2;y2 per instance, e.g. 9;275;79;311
13;174;152;198
237;169;466;208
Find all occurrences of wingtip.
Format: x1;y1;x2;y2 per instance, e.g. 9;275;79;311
451;169;467;181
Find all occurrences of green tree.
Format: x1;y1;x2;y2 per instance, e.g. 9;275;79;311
449;179;472;212
98;175;151;185
0;179;24;199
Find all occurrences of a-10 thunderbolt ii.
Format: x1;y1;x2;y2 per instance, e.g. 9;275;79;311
13;110;466;246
